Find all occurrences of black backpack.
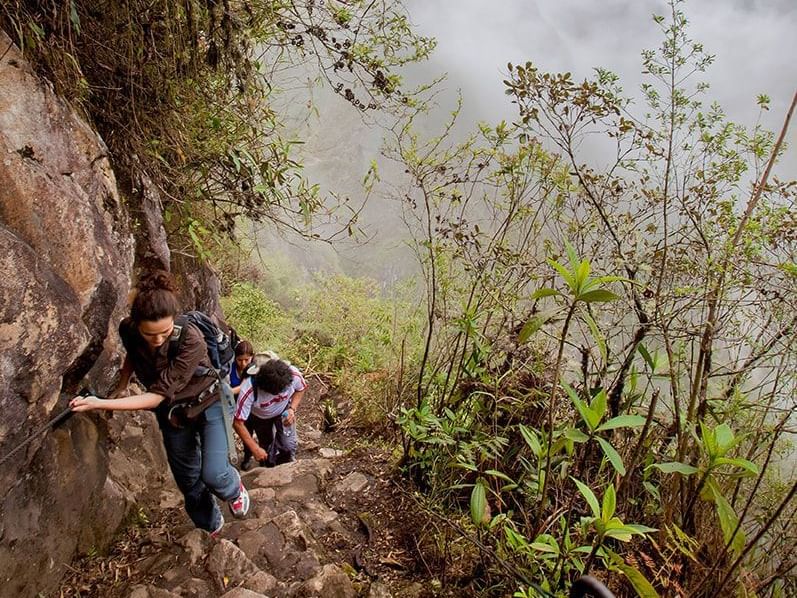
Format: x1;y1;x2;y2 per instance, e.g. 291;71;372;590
169;311;236;378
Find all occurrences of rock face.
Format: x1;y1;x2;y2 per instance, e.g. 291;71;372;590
0;30;137;596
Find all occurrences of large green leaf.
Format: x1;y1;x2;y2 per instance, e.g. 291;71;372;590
578;289;621;303
714;490;745;556
714;457;759;476
597;437;626;475
470;481;488;527
519;424;542;458
530;542;559;554
714;423;736;457
484;469;515;484
565;383;599;431
563;428;590;443
602;483;616;522
518;311;558;343
590;389;608;422
571;477;600;519
615;560;660;597
564;241;580;272
597;414;646;432
547;258;576;293
530;287;561;300
700;422;718;457
575;259;591;293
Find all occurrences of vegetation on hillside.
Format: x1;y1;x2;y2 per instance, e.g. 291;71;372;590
3;0;795;596
383;2;796;596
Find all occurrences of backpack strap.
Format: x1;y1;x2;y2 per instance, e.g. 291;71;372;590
167;315;188;364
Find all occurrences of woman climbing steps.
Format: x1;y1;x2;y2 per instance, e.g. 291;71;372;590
69;270;250;535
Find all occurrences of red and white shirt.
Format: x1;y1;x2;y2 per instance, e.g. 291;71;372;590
234;365;307;420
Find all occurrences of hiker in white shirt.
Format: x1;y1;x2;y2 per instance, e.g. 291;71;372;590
233;354;306;468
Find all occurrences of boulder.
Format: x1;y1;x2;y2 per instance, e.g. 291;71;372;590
332;472;370;495
0;29;134;597
176;528;211;566
298;564;356;598
206;539;264;592
219;589;269;598
368;581;393;598
129;585;181;598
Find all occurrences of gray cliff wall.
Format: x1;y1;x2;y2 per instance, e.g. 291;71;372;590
0;30;196;596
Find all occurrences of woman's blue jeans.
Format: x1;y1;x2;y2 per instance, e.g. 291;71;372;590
157;400;240;531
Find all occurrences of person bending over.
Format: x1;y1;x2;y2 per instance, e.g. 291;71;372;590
70;270;250;535
234;355;306;468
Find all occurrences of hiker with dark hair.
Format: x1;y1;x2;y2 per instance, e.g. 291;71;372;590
233;353;306;468
230;340;254;397
230;339;259;470
70;270;250;536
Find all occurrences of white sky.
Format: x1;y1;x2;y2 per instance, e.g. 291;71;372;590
404;0;797;142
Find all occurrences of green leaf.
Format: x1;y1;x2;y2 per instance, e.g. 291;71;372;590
602;484;616;522
648;462;698;475
530;542;559;554
547;258;577;293
581;311;607;364
530;287;561;300
624;523;658;535
564;428;590;443
637;344;656;371
571;477;600;519
575;259;591;293
577;289;621;303
604;527;636;541
597;437;626;475
519;424;542;458
470;481;488;527
642;481;660;502
713;457;759;476
700;422;718;457
590;389;608;422
597;415;647;432
564;383;598;432
485;469;515;484
615;560;660;597
564;241;580;272
714;490;744;556
714;423;736;456
518;312;555;343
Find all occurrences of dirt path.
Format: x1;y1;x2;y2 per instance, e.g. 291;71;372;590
55;380;461;598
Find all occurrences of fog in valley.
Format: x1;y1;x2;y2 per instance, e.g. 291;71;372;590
252;0;797;285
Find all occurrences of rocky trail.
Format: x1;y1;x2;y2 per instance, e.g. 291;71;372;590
55;381;452;598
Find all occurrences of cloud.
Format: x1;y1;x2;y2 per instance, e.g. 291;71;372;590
404;0;797;141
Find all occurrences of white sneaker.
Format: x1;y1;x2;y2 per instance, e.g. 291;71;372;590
228;482;250;518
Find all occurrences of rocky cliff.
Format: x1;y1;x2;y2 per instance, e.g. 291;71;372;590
0;30;217;596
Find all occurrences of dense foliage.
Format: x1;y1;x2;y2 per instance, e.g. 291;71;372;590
388;3;796;596
1;0;434;248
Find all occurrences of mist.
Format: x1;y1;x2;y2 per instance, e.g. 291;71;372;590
254;0;797;283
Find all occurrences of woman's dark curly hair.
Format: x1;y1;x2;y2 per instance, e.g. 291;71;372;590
130;270;181;323
255;359;293;395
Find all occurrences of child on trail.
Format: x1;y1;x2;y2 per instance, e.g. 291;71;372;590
69;271;250;536
230;340;254;397
230;340;258;467
234;354;306;469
